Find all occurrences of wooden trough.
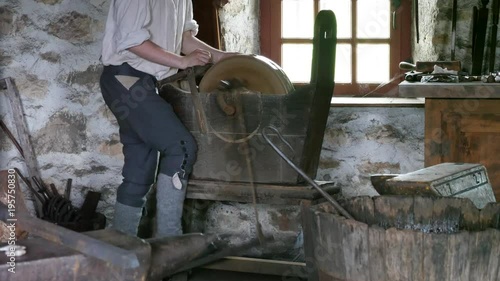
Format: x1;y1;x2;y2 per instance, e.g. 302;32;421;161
303;196;500;281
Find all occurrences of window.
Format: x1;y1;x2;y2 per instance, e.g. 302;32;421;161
260;0;411;96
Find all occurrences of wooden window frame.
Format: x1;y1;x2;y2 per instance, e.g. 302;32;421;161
260;0;412;97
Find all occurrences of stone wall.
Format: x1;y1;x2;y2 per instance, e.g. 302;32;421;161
414;0;498;74
0;0;425;248
317;106;425;197
0;0;116;217
219;0;260;54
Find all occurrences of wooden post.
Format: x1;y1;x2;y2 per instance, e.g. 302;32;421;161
3;77;41;180
2;77;43;215
300;200;319;281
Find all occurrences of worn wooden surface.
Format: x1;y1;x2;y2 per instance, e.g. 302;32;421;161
0;170;29;242
3;78;41;181
2;78;43;215
185;179;339;205
306;196;500;281
425;98;500;201
202;256;308;279
300;200;318;281
399;81;500;98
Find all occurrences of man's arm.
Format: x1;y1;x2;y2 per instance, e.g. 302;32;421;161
181;31;238;64
128;40;212;69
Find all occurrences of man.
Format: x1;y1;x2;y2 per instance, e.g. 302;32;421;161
100;0;235;238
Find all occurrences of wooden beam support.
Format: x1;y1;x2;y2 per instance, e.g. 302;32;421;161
186;179;340;205
203;256;308;278
2;77;41;181
1;77;43;215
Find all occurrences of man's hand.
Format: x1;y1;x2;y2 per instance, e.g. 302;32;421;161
181;49;212;69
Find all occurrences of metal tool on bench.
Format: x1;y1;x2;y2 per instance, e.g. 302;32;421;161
399;61;462;73
414;0;419;43
370;162;497;209
489;0;500;72
451;0;458;60
399;61;467;82
471;0;490;75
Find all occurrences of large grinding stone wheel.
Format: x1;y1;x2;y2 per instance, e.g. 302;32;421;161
199;54;294;95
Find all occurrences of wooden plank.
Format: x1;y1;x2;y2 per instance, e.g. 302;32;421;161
479;202;500;229
384;228;407;281
468;230;492;281
448;231;471;281
4;78;42;181
397;230;418;281
300;200;318;281
2;78;44;216
342;196;375;225
202;256;308;278
186;179;339;204
341;219;369;281
368;226;387;281
431;197;462;233
398;81;500;98
374;196;414;229
485;229;500;281
460;199;481;231
413;197;434;232
409;230;424;281
422;232;449;281
497;251;500;281
460;115;500;133
424;98;446;167
298;11;336;181
424;98;500;201
330;97;425;107
319;213;346;280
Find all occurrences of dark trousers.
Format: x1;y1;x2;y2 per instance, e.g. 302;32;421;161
99;63;197;207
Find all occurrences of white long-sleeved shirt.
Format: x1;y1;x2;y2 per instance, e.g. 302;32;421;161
101;0;199;80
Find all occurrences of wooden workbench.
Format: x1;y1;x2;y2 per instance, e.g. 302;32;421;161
399;81;500;201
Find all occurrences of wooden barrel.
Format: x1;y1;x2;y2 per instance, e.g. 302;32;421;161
305;196;500;281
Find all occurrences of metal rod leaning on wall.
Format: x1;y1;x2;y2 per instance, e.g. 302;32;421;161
451;0;458;60
415;0;420;43
14;168;45;208
471;0;490;75
262;126;354;220
489;0;500;72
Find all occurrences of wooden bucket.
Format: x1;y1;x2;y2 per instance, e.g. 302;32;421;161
304;196;500;281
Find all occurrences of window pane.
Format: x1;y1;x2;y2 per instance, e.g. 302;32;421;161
282;0;314;38
282;44;313;83
335;44;352;83
319;0;351;39
357;44;389;83
357;0;390;39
